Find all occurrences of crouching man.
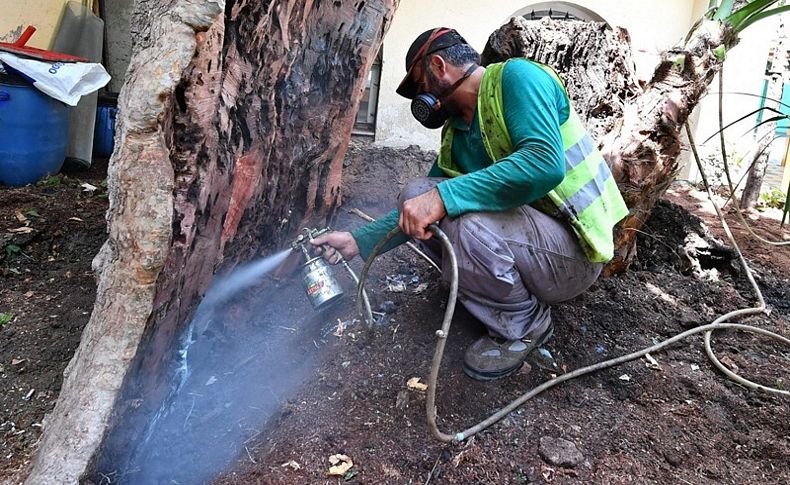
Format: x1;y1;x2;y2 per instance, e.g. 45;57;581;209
312;28;628;381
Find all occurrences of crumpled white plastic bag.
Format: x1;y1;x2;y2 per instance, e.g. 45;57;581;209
0;52;110;106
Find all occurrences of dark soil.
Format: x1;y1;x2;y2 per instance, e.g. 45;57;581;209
0;160;109;479
213;144;790;485
2;144;789;484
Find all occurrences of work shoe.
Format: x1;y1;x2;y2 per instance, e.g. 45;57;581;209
462;325;554;381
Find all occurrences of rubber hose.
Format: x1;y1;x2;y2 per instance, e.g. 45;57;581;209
356;221;789;443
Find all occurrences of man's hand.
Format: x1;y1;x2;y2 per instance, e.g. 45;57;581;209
399;188;447;240
310;231;359;264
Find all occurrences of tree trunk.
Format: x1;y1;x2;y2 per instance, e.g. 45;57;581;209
24;0;397;483
483;17;737;274
740;133;774;209
481;17;642;143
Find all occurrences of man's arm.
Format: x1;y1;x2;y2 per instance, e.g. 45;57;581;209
315;156;444;260
349;209;409;260
398;188;445;240
437;59;568;217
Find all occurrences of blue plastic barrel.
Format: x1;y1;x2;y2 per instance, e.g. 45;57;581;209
93;103;117;158
0;71;69;187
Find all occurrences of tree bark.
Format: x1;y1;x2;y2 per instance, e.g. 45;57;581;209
601;18;734;274
24;0;397;483
483;17;736;274
481;16;642;143
740;133;774;209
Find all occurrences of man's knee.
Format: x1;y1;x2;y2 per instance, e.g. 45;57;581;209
441;211;508;249
441;213;519;299
398;177;445;207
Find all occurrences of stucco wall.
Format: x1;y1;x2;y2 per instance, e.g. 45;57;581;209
376;0;703;149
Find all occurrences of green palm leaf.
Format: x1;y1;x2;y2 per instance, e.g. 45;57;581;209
714;0;737;20
735;5;790;31
725;0;778;28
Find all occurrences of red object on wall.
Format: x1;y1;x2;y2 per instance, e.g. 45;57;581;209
0;26;88;63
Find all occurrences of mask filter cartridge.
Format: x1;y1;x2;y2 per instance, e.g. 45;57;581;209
411;93;448;129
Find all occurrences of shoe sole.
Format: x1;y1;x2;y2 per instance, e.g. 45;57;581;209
462;326;555;382
462;362;522;381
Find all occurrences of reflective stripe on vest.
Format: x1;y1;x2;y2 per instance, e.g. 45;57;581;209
558;134;608;217
437;59;629;262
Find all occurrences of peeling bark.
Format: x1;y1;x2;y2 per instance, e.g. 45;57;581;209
601;20;735;274
481;17;641;142
25;0;397;482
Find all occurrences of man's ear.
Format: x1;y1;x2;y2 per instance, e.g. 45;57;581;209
429;54;447;76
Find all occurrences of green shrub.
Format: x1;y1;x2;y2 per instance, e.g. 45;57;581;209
760;187;787;209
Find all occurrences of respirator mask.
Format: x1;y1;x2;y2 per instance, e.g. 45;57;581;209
410;62;478;129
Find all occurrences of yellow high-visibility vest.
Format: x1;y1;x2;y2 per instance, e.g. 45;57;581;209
437;59;629;263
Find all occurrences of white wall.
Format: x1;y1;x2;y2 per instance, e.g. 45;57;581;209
375;0;702;149
684;15;784;184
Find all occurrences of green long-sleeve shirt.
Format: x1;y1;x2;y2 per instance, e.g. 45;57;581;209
352;59;570;260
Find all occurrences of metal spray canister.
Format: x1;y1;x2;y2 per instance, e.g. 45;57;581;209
301;255;344;310
291;227;345;310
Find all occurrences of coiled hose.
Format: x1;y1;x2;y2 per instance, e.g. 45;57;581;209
356;214;789;443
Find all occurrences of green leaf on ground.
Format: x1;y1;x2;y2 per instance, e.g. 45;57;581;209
4;244;22;257
41;175;61;187
0;313;12;326
24;210;41;219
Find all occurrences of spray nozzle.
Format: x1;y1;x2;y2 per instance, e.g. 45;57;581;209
290;227;331;260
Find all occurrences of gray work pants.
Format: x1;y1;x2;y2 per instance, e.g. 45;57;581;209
400;178;602;340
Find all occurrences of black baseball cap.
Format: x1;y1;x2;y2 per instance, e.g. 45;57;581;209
396;28;469;99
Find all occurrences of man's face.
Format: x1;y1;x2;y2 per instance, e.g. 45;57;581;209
413;55;458;113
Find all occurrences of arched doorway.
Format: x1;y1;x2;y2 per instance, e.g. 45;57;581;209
508;2;609;26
